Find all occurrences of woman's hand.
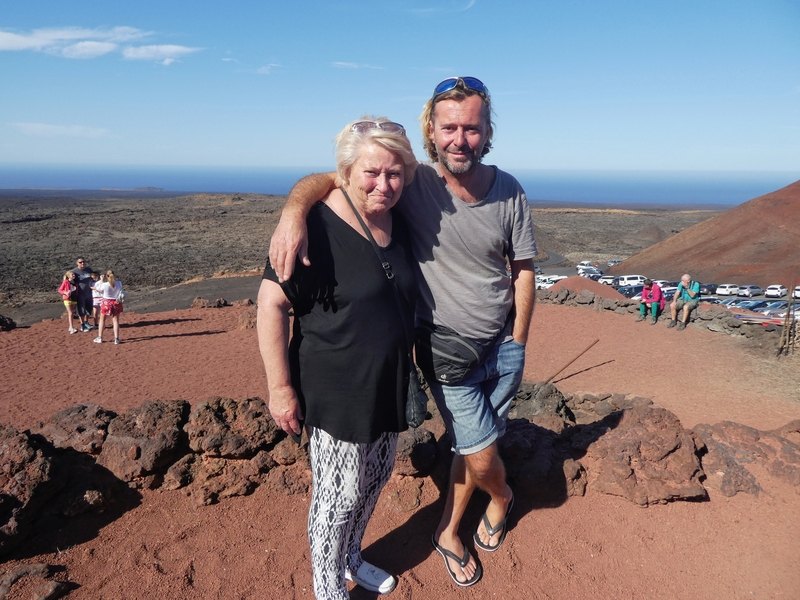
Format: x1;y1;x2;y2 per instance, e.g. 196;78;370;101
268;385;304;436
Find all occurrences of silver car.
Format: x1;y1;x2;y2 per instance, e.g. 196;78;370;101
737;285;763;297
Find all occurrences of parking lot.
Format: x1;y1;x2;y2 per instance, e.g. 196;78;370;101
534;259;798;319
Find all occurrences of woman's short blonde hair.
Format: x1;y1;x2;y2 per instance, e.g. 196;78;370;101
335;116;417;187
419;85;494;162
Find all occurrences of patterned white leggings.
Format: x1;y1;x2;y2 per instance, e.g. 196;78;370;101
307;426;398;600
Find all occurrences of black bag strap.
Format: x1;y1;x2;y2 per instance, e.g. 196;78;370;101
340;188;414;354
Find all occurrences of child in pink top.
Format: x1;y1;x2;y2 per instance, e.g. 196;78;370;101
58;271;79;334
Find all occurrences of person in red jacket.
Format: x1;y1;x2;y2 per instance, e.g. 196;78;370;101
57;270;79;334
637;278;665;324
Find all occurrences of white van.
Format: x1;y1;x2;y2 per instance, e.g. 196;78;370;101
615;275;647;287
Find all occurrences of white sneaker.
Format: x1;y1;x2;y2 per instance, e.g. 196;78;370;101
68;327;78;334
93;336;103;344
114;338;121;345
345;561;397;594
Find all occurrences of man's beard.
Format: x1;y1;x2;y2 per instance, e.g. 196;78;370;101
437;146;480;175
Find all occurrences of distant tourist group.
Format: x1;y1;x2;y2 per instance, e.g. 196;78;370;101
58;257;125;344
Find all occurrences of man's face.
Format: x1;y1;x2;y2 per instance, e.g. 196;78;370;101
76;259;86;269
428;94;489;176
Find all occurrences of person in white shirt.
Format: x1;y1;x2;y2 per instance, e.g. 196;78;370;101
93;269;124;345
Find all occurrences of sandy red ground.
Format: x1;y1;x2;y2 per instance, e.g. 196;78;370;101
2;302;799;599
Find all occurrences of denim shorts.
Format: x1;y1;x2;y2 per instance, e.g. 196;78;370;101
427;338;526;455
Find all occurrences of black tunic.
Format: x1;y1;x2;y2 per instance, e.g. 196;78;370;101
263;202;416;443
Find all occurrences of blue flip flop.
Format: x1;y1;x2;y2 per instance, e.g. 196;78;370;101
473;494;514;552
431;535;482;587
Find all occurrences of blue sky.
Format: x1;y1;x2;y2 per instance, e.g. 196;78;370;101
1;0;798;174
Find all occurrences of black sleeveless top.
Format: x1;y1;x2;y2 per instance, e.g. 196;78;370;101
263;203;416;442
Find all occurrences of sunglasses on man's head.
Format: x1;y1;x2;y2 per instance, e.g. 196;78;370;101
350;121;406;136
433;76;489;99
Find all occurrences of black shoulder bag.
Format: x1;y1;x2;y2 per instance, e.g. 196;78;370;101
340;189;428;428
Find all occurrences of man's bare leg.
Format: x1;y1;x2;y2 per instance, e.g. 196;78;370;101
434;454;478;583
682;305;691;324
434;442;513;582
468;443;513;548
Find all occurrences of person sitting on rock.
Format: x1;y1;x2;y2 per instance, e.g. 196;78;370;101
637;278;664;324
667;273;700;331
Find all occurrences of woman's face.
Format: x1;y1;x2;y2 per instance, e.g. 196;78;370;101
347;142;405;217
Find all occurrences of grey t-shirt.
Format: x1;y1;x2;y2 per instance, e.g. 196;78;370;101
71;266;95;298
398;163;537;341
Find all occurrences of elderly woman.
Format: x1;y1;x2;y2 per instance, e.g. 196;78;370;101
257;117;417;599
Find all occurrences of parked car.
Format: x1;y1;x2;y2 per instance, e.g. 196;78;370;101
578;267;603;278
536;275;568;289
737;284;763;297
607;258;623;267
764;284;787;298
793;286;800;299
715;284;740;296
615;275;647;288
700;296;721;305
598;275;617;286
719;297;742;307
698;283;718;295
757;300;789;316
733;300;769;312
575;261;595;271
776;307;799;320
661;286;678;301
618;284;644;298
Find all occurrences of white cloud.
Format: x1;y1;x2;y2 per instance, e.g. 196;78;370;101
0;26;198;65
0;26;149;52
332;61;383;70
256;63;281;75
122;44;201;66
61;41;118;59
0;30;47;50
406;0;478;15
11;122;109;139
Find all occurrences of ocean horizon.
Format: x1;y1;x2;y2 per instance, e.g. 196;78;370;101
0;165;796;208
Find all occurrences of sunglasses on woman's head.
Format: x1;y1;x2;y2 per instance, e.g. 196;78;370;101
350;121;406;135
433;76;489;99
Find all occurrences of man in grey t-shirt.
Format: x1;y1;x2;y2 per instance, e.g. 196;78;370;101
269;77;536;588
71;257;95;332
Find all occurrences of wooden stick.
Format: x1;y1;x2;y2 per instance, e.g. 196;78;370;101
544;338;600;384
778;282;796;357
